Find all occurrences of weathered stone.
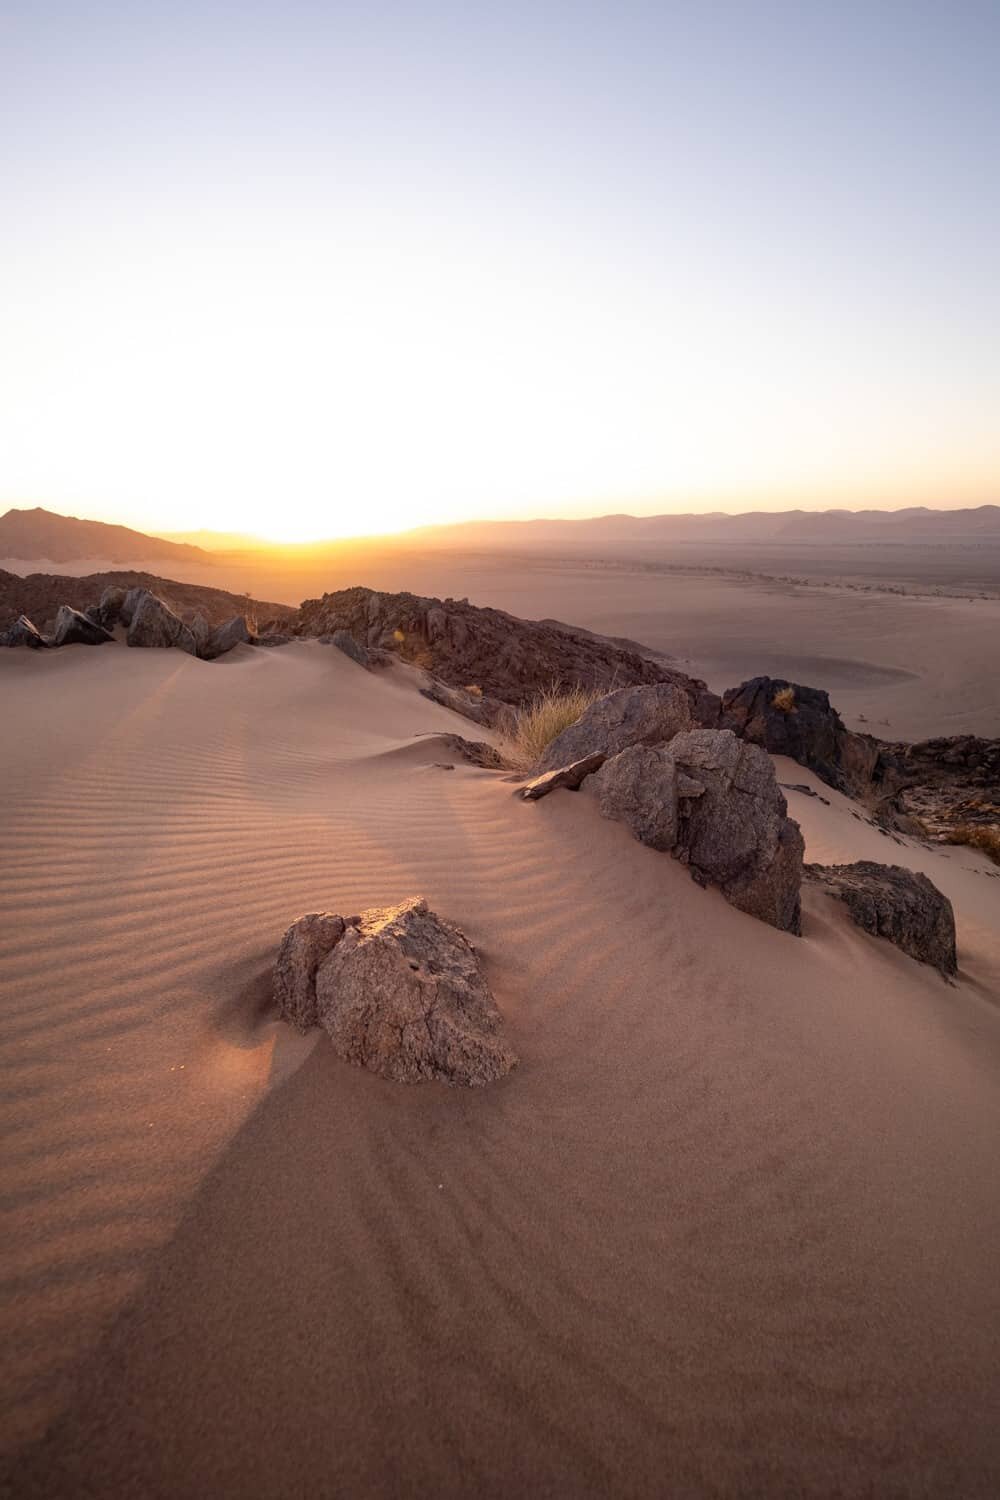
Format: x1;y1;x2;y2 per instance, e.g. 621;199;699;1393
665;729;804;933
590;745;680;849
325;629;370;668
185;612;212;653
519;752;607;801
805;861;957;975
314;897;517;1086
201;615;250;659
419;676;516;733
2;614;46;648
433;734;507;770
125;591;198;654
273;912;349;1031
721;676;880;796
538;683;694;773
96;586;128;629
50;605;113;647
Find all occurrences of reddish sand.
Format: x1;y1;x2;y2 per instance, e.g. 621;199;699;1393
1;640;998;1497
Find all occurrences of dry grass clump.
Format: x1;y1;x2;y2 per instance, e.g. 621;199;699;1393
771;685;796;713
500;684;602;772
944;823;1000;865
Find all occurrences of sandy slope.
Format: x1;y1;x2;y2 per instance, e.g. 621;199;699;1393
1;642;998;1498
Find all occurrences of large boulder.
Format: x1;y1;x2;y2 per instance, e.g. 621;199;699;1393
95;586;128;629
125;591;198;654
537;683;694;773
805;861;957;975
589;744;693;849
274;912;349;1030
721;676;880;796
664;729;804;933
310;897;517;1086
2;614;46;648
50;605;113;647
201;615;251;660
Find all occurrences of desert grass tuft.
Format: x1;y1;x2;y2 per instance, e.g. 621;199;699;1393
944;823;1000;866
500;684;603;772
771;685;796;713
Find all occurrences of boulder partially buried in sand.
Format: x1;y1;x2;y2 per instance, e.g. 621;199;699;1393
806;860;957;975
1;614;47;648
588;729;803;933
519;752;608;800
50;605;113;647
126;591;198;654
537;682;693;773
275;898;517;1086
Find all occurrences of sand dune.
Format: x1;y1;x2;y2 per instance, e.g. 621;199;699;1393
2;641;999;1497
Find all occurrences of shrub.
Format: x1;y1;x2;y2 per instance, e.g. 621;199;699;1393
500;684;602;771
771;686;796;713
944;823;1000;866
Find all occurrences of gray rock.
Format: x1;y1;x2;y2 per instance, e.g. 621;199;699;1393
538;683;693;773
50;605;113;647
125;591;198;654
2;614;47;648
274;912;350;1030
185;612;212;654
664;729;804;933
314;897;517;1086
433;734;507;770
805;861;957;975
590;745;680;849
96;586;128;629
520;752;608;801
326;629;370;668
201;615;250;659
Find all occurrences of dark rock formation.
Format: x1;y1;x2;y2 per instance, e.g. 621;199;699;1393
1;614;47;648
805;861;957;975
872;736;1000;845
590;745;684;849
296;585;715;713
273;912;350;1030
665;730;804;933
294;897;517;1086
419;677;515;733
519;753;608;801
721;677;880;796
0;566;293;635
537;682;694;773
324;629;371;668
125;591;198;654
50;605;113;647
201;616;251;660
432;735;507;770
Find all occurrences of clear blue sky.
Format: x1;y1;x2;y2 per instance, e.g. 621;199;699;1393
2;1;998;538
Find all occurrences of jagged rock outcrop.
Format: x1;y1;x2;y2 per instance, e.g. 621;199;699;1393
721;677;880;796
296;586;715;715
274;912;350;1030
324;629;371;668
872;735;1000;845
805;861;957;975
419;677;515;733
519;753;608;801
50;605;113;647
202;616;251;660
537;682;695;773
126;591;198;654
276;898;517;1086
1;614;47;648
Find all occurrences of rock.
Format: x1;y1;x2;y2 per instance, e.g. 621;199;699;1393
324;629;370;668
119;587;147;627
184;612;212;654
805;861;957;975
96;586;128;629
314;897;517;1086
125;591;198;654
590;745;680;849
519;752;607;801
419;676;516;733
433;734;507;770
50;605;114;647
666;729;803;933
295;585;712;717
2;614;47;648
537;683;694;773
721;676;880;797
201;615;250;659
274;912;350;1030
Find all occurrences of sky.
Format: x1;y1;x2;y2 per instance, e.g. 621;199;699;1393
1;1;998;542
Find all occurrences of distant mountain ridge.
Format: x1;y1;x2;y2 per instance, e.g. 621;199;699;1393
408;505;1000;549
0;507;212;565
